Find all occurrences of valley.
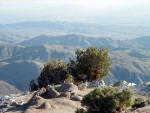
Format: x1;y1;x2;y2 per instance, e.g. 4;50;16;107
0;25;150;95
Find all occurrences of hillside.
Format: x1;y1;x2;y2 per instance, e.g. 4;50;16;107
0;81;20;97
0;42;23;59
0;32;24;44
0;34;150;92
4;45;75;63
131;36;150;50
19;34;122;49
0;60;43;91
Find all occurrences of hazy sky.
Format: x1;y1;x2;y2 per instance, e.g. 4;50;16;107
0;0;150;25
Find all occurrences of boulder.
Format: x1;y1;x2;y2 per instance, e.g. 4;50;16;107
36;87;46;96
56;83;78;93
26;95;44;106
70;91;77;97
71;96;82;101
46;85;60;98
60;92;71;98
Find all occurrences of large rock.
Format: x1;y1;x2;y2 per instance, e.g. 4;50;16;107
71;96;82;101
59;92;71;98
36;87;46;96
113;81;136;92
46;85;60;98
26;95;44;106
56;83;78;93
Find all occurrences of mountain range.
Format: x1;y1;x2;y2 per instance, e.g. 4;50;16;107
0;21;150;96
0;33;150;92
1;21;150;44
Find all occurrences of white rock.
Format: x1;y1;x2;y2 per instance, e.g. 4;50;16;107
87;80;105;88
127;83;136;87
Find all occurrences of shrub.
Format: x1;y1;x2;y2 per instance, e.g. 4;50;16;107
146;98;150;104
75;108;86;113
49;84;55;90
65;74;73;83
38;60;68;88
132;98;145;109
76;87;133;113
69;46;110;82
29;80;38;91
116;88;133;111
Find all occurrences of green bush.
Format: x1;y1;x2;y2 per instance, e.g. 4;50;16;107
132;98;145;109
65;74;73;83
38;60;68;88
49;84;55;90
76;87;133;113
116;88;133;111
146;98;150;104
75;108;86;113
30;47;111;90
68;46;110;82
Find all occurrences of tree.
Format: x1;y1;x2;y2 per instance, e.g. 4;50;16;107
72;46;110;82
33;46;110;89
38;60;68;88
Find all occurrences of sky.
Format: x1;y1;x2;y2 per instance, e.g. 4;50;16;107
0;0;150;25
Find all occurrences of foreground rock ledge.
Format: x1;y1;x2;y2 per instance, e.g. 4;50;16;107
1;82;150;113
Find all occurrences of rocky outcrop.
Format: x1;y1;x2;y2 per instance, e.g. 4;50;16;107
113;80;136;91
87;80;106;88
59;92;71;98
2;82;150;113
71;96;82;101
35;87;46;96
46;85;60;98
56;83;78;93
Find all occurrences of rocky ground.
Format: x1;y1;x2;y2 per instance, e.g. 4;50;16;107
0;82;94;113
1;81;150;113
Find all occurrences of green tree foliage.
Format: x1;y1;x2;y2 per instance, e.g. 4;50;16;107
31;46;110;89
68;46;110;82
38;60;68;88
76;87;133;113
